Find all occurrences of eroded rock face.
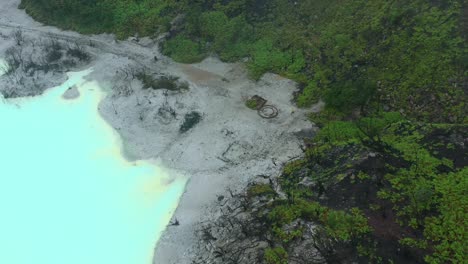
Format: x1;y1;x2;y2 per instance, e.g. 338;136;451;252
0;30;91;98
62;86;80;100
191;181;324;264
192;185;272;264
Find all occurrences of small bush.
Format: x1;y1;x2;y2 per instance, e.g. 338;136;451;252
137;73;188;91
154;76;178;91
247;38;293;80
323;81;376;114
264;247;288;264
297;82;321;108
199;12;254;62
315;121;362;143
247;184;276;198
308;109;345;128
323;208;372;241
162;35;205;63
272;225;304;244
268;204;302;226
245;98;258;109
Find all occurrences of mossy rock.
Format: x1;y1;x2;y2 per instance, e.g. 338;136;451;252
245;98;259;109
247;184;276;198
245;95;267;110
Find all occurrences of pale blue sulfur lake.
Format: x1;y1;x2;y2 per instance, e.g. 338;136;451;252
0;66;187;264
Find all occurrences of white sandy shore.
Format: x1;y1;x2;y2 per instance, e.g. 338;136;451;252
0;1;321;263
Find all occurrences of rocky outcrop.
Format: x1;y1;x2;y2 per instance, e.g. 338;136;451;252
62;85;80;100
191;180;325;264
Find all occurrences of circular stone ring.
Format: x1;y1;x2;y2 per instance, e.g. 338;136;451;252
258;105;279;119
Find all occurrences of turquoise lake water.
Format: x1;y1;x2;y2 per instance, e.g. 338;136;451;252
0;67;186;264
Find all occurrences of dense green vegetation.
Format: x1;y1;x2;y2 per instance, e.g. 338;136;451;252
19;0;468;263
20;0;179;37
20;0;467;122
275;113;467;263
252;113;465;263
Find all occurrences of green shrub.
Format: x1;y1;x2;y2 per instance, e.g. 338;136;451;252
323;81;376;114
247;184;276;198
247;38;293;79
423;168;468;264
323;208;372;241
199;11;229;39
297;82;321;108
268;204;302;226
264;247;288;264
245;98;259;110
162;36;205;63
308;109;345;127
315;121;362;144
272;226;303;244
199;12;254;61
